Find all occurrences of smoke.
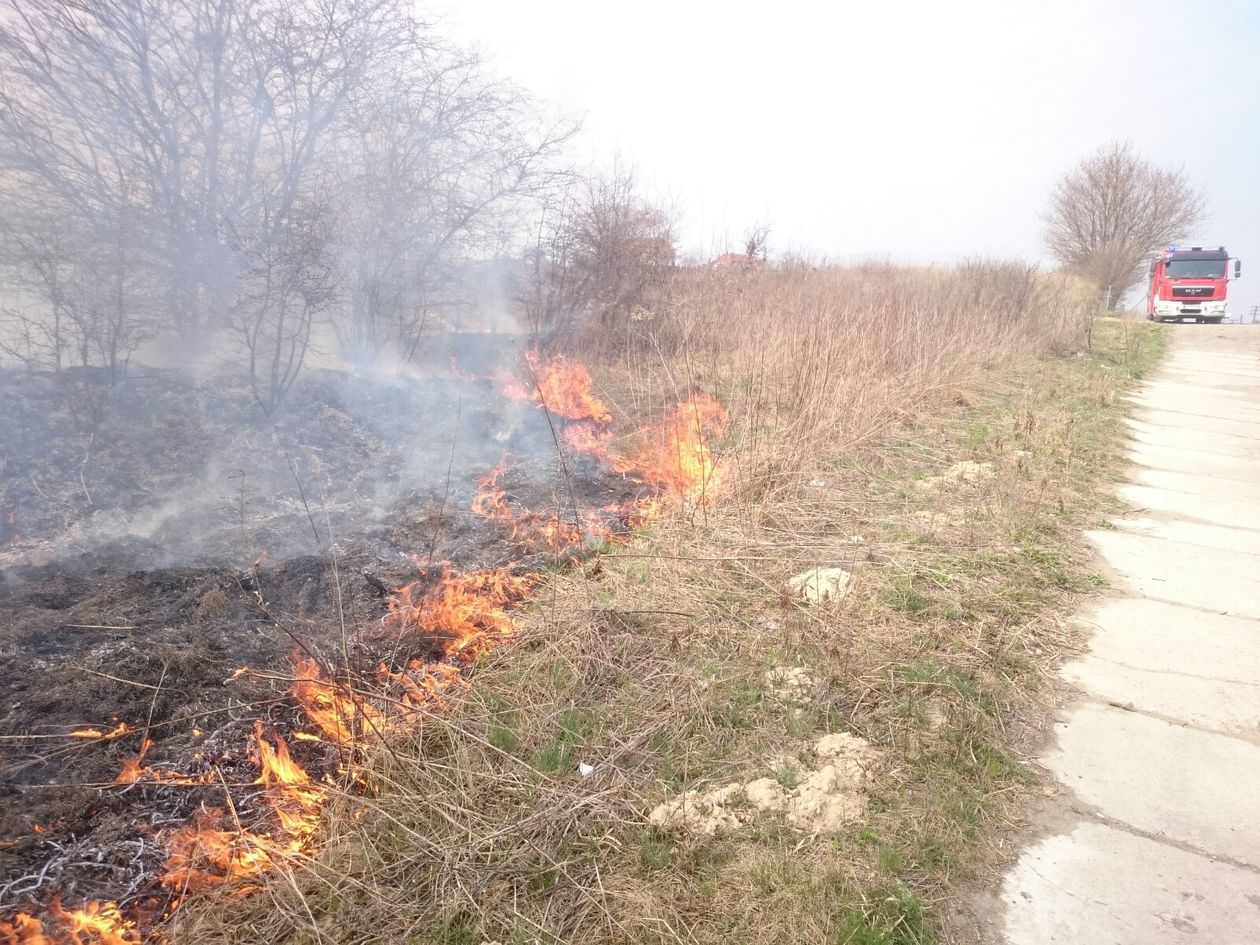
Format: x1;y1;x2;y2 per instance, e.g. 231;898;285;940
0;336;592;574
0;0;589;574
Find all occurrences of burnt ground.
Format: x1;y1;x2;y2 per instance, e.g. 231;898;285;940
0;338;644;920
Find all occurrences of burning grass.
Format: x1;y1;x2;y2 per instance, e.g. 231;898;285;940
156;268;1163;943
0;336;733;940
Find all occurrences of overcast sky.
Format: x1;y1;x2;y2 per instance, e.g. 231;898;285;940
439;0;1260;315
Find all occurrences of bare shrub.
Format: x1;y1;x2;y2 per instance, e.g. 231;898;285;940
524;167;676;352
334;42;573;362
1043;141;1206;306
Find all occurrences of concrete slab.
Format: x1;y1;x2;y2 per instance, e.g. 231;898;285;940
1002;821;1260;945
1126;393;1260;423
1115;514;1260;557
1127;440;1260;483
1087;528;1260;619
1130;466;1258;503
1123;417;1260;460
1114;482;1260;532
1065;598;1260;736
1045;703;1260;865
1124;406;1260;439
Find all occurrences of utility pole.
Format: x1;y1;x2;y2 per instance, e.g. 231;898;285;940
1249;305;1259;325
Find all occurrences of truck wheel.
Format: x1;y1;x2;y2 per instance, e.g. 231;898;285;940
1205;317;1223;324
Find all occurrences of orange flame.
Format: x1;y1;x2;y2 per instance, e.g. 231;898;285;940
251;722;322;848
160;810;274;895
290;657;383;746
68;722;129;741
0;900;140;945
387;568;536;662
472;461;606;552
622;395;728;503
159;723;325;895
501;356;727;508
378;660;468;713
503;353;613;424
113;738;153;785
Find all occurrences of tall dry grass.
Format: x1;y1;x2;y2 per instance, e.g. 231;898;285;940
591;260;1092;508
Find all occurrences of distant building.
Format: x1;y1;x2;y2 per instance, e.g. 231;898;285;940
711;252;764;271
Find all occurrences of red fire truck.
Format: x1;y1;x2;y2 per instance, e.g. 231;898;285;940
1146;245;1241;323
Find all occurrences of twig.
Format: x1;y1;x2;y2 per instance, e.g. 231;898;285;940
426;393;461;567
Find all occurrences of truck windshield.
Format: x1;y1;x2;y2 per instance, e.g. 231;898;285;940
1166;259;1226;279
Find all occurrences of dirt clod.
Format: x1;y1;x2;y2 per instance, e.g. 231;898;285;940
647;732;878;837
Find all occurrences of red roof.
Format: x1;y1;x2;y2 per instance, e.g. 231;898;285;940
712;252;762;269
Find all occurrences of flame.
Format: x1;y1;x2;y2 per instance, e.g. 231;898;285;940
159;723;325;895
472;461;606;551
68;722;128;741
499;356;727;511
113;738;153;785
251;722;322;848
622;395;728;503
503;353;613;424
160;810;274;895
562;421;614;458
501;356;726;505
386;568;536;661
378;660;468;713
112;739;213;786
290;657;383;746
0;900;139;945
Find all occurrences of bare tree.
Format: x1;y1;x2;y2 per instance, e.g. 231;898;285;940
0;0;568;399
743;223;771;262
1044;141;1206;306
334;44;573;363
525;166;675;349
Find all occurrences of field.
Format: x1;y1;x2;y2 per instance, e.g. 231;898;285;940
142;266;1163;944
0;262;1164;943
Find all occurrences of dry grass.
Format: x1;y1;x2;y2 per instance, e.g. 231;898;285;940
171;265;1162;945
591;262;1094;514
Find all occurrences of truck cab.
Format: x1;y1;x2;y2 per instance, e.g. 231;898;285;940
1147;246;1241;324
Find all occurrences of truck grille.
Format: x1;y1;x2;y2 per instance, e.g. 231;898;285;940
1173;286;1214;298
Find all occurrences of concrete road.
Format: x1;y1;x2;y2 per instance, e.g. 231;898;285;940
995;326;1260;944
